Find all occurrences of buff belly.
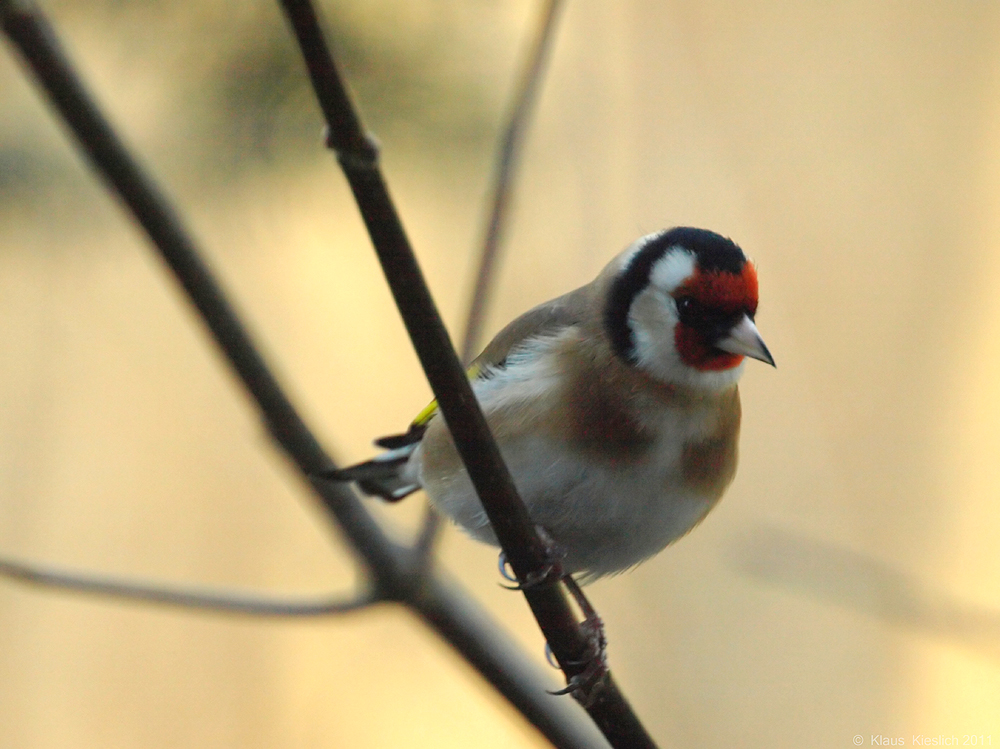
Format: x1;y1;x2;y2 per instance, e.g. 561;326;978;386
409;427;729;580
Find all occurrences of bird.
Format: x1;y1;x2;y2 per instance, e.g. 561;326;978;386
330;227;774;582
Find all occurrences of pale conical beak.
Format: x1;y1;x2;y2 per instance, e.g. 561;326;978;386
715;314;775;367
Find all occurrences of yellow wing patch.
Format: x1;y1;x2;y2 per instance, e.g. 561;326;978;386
411;361;484;427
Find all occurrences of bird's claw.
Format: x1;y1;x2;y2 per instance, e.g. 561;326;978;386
546;624;609;706
497;526;566;590
497;561;563;590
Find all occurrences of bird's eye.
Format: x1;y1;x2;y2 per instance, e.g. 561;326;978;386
675;296;737;336
675;297;701;317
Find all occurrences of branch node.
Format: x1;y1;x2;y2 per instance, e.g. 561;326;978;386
324;125;379;168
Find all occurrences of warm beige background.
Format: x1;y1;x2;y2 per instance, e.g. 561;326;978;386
2;0;999;746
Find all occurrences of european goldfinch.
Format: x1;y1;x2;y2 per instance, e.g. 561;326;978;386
333;227;773;580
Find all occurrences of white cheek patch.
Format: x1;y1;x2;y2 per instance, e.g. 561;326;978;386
629;267;747;391
649;248;696;293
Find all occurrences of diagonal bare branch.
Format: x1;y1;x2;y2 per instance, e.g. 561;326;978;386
0;556;378;616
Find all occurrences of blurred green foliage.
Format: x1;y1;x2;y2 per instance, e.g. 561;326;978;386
0;0;505;204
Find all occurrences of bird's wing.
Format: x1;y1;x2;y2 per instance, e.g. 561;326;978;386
374;286;593;449
470;286;591;371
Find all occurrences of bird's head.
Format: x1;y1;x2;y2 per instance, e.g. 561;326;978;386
605;227;774;390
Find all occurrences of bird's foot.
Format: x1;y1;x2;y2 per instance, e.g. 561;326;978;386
546;573;609;706
497;526;566;590
497;531;609;707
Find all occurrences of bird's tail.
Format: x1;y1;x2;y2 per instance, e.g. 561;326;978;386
323;443;421;502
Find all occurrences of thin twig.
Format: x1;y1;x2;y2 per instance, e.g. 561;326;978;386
460;0;563;365
0;3;607;747
0;556;378;616
277;1;656;745
413;503;444;570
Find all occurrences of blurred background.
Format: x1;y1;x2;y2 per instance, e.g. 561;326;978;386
2;0;1000;746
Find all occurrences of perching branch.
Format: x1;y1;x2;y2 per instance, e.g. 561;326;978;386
0;3;608;747
278;1;655;745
